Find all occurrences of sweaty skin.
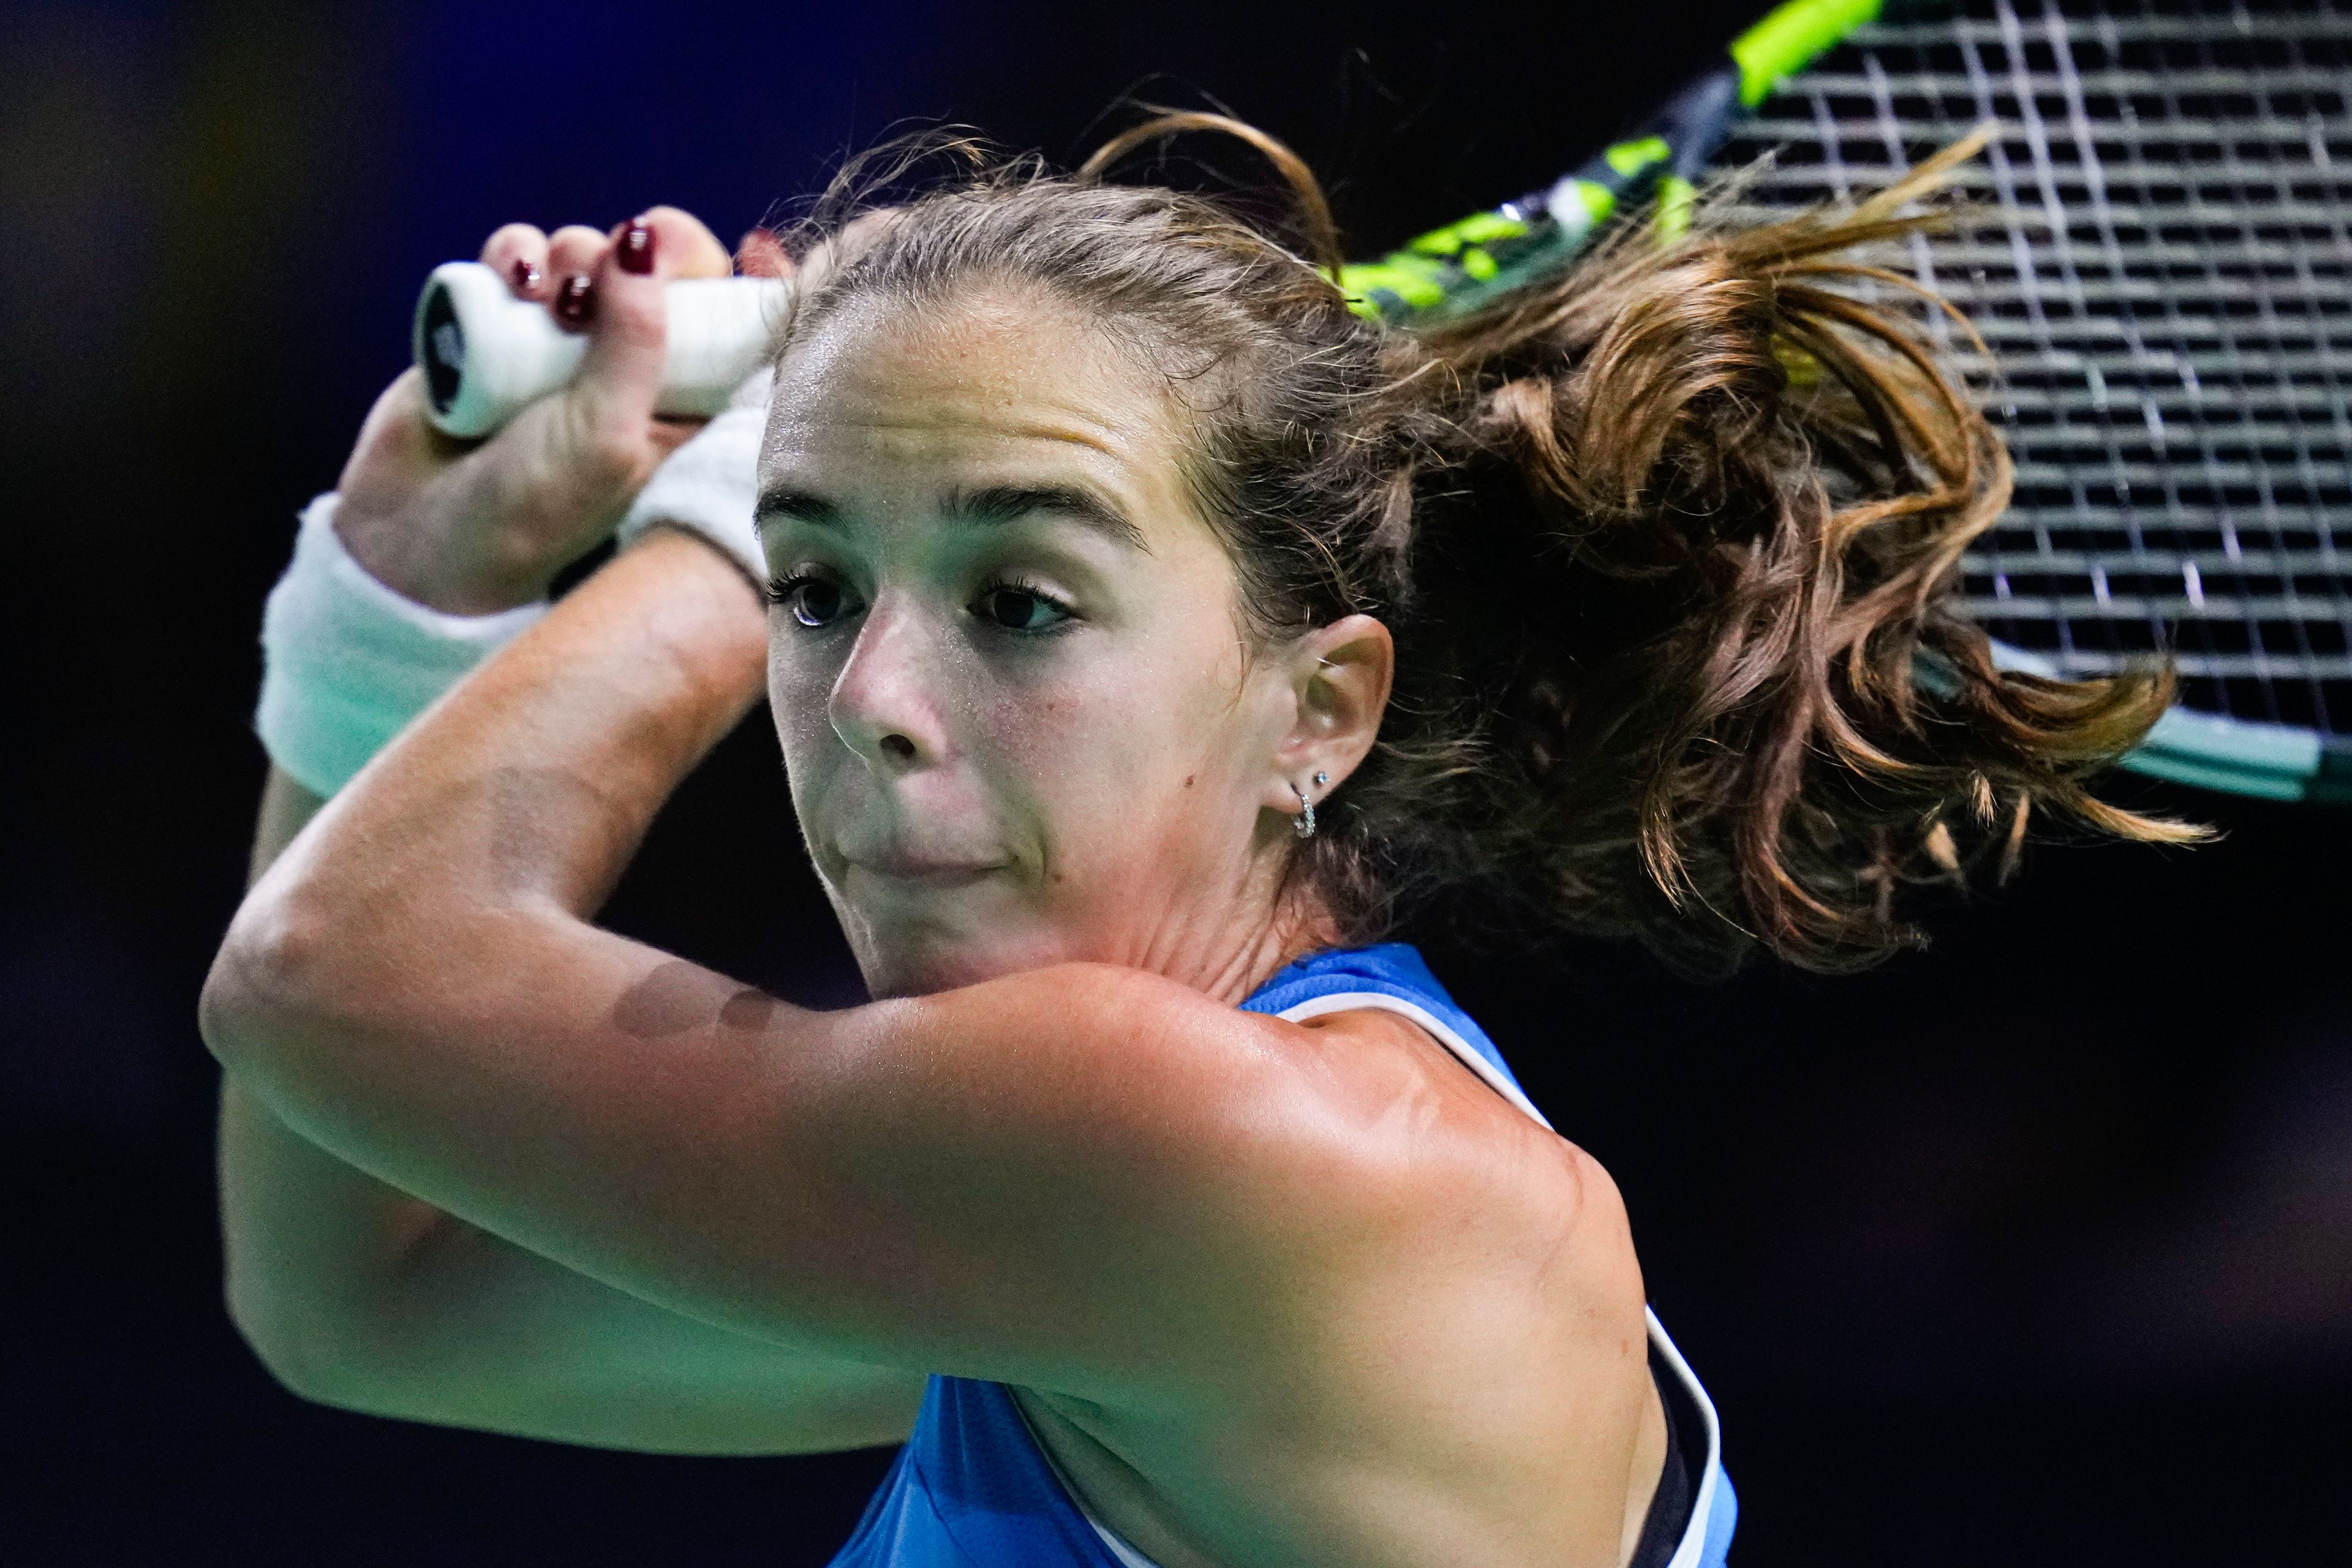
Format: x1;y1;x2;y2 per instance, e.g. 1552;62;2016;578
207;216;1669;1568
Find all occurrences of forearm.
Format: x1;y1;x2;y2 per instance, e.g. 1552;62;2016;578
259;528;764;918
208;532;766;1108
221;766;453;1384
218;1074;447;1387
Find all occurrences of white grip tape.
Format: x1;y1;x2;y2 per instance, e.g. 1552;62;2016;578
616;368;772;588
256;494;548;799
415;262;790;439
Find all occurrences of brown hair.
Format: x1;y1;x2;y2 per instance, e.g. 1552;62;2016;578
771;121;2200;975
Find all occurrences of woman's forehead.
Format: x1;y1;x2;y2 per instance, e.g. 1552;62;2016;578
772;290;1163;445
759;286;1201;528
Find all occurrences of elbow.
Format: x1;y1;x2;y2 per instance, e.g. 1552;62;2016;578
225;1272;377;1414
199;887;345;1079
225;1251;444;1422
226;1281;330;1404
227;1268;473;1430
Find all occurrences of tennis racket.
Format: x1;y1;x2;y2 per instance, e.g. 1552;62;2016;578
1343;0;2352;805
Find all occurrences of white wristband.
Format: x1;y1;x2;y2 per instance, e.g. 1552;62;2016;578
615;366;770;587
256;493;548;798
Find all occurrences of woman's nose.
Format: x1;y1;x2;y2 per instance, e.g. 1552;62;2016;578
827;601;945;769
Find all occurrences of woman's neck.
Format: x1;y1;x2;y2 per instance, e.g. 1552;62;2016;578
1187;879;1348;1009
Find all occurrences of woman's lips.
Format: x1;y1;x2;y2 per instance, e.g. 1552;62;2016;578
840;854;1009;889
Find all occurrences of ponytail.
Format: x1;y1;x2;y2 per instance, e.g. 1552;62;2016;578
1399;138;2200;970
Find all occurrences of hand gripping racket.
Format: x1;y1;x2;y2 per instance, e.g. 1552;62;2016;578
1343;0;2352;804
410;262;788;439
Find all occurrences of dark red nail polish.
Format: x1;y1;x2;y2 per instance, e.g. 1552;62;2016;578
554;273;596;326
616;221;655;275
511;257;543;292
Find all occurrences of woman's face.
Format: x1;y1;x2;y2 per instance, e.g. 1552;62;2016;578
757;283;1355;1000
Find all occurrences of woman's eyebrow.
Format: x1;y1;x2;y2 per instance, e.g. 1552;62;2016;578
753;488;843;532
946;484;1149;552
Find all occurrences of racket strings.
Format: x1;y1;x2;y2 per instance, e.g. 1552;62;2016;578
1721;0;2352;739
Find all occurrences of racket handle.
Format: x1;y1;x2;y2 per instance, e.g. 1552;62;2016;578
412;262;791;438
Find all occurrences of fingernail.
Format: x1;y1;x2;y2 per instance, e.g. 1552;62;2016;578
554;273;596;326
615;220;655;276
511;257;543;292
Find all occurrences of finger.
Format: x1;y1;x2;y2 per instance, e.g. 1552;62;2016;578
736;226;794;281
480;223;551;300
567;213;674;434
545;224;610;332
336;368;477;514
636;205;731;279
337;368;435;488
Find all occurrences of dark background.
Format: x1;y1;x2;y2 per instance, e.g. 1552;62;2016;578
4;1;2348;1562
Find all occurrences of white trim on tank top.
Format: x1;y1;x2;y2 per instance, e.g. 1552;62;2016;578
1050;990;1724;1568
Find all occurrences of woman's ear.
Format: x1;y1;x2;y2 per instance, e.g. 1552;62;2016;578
1261;613;1394;819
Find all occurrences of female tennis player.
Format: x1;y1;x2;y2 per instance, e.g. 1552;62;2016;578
204;122;2187;1568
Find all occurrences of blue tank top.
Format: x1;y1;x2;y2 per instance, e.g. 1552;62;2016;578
826;943;1738;1568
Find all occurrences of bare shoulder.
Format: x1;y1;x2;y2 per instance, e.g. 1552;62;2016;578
889;964;1631;1242
1007;993;1660;1568
1278;1004;1645;1316
871;965;1569;1185
876;963;1643;1330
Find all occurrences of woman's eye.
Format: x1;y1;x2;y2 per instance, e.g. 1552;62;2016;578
974;584;1071;632
767;574;858;628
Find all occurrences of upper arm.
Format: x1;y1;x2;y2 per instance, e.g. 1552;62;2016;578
205;912;1430;1408
219;1019;923;1457
290;1212;925;1454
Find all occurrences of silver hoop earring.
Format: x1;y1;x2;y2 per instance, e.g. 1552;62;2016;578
1292;770;1329;840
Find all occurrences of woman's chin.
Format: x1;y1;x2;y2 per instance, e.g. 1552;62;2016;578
839;886;1073;998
